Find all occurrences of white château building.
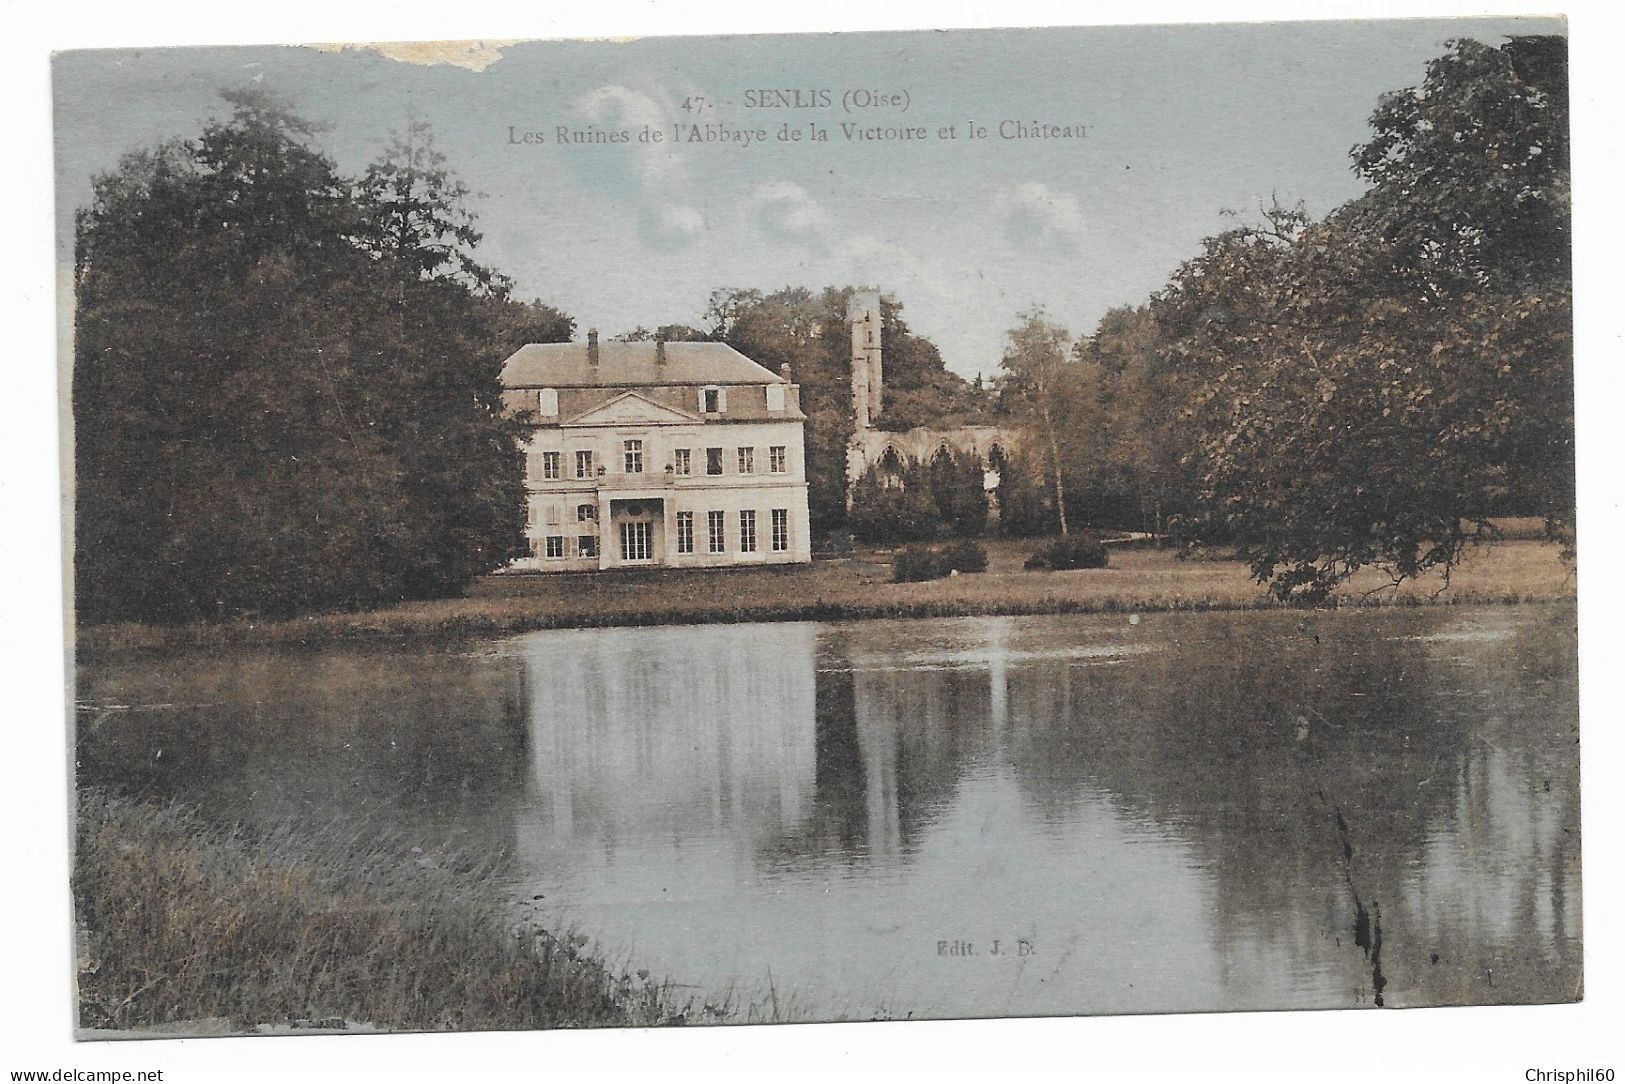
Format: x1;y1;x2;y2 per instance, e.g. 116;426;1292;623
500;332;813;571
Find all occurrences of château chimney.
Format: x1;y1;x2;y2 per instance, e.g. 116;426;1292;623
587;328;599;366
780;363;792;381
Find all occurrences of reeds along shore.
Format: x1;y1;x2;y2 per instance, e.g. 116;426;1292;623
73;790;721;1034
75;538;1577;657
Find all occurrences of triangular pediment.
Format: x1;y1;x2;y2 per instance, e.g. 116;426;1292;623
561;391;701;427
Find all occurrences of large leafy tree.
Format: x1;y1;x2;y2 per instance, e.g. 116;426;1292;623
1162;36;1571;601
74;89;553;621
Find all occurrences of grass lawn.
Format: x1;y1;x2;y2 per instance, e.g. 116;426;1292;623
77;532;1576;655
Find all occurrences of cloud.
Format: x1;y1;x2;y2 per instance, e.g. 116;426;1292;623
994;181;1086;253
571;84;704;251
839;236;961;304
576;85;682;184
305;40;520;72
639;203;706;251
751;182;832;250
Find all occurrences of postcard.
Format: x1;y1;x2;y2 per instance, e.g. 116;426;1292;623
56;16;1578;1038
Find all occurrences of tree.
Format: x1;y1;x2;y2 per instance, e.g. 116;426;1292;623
1072;305;1200;539
357;119;495;291
485;297;575;357
1350;36;1568;299
994;448;1059;537
1158;36;1571;601
73;89;554;621
871;299;995;430
1000;308;1075;535
847;466;940;544
701;287;765;340
926;448;989;537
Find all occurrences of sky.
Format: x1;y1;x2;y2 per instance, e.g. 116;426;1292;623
53;16;1563;378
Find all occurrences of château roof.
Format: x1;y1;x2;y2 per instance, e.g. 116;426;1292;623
501;340;787;388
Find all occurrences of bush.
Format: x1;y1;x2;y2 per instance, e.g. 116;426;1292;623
939;538;988;573
892;544;947;582
849;477;940;544
1028;535;1109;571
892;539;989;582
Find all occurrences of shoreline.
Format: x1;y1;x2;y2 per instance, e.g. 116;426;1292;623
74;538;1577;657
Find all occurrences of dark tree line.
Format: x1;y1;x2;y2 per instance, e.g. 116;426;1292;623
75;89;572;622
992;36;1572;600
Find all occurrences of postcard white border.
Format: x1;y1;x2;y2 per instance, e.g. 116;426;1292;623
8;1;1623;1078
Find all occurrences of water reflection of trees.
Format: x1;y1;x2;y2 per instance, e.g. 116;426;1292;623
77;644;531;861
811;606;1579;1008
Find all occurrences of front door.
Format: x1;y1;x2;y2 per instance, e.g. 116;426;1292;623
619;519;653;563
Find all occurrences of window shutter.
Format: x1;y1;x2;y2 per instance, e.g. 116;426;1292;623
766;384;785;411
539;388;559;415
698;387;707;413
718;387;728;412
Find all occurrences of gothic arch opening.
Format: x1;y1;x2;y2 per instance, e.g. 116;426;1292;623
984;444;1007;492
878;446;906;489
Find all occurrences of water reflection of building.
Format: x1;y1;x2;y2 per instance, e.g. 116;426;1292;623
515;623;818;856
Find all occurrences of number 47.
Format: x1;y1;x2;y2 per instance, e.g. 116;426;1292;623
681;96;707;112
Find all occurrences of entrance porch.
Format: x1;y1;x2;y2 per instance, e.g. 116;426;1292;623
600;494;671;570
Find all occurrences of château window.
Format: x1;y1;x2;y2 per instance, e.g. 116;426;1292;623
545;535;565;559
739;510;757;553
577;535;597;558
769;445;787;473
676;511;695;554
702;386;724;413
771;508;789;552
706;447;724;476
737;447;755;474
576;503;595;522
766;384;786;412
623;439;644;474
707;510;726;553
575;450;594;479
673;448;692;476
541;451;562;480
539;388;559;415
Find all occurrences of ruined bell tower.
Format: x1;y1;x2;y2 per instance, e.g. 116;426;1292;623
843;285;1023;515
847;288;883;431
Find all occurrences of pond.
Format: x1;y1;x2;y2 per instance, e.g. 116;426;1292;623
76;604;1581;1020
